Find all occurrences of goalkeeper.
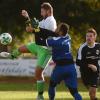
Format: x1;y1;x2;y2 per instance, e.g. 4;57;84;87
0;2;57;100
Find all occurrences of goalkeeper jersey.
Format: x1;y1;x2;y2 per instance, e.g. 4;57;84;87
39;16;57;32
39;16;57;50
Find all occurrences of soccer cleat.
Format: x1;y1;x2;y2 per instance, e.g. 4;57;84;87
0;52;10;57
36;95;44;100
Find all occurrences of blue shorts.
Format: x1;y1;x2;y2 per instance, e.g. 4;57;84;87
50;64;77;88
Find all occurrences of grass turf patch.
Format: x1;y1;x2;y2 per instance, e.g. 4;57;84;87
0;82;100;100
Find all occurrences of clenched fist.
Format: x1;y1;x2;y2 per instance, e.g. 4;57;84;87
88;64;97;72
21;10;29;19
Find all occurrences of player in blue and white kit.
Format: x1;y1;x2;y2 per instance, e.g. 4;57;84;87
26;23;82;100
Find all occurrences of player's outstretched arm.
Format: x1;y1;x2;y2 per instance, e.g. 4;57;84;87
26;25;57;38
35;34;71;47
33;28;58;44
21;10;30;20
36;28;58;37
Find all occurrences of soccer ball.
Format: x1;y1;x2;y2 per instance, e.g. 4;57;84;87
0;33;12;45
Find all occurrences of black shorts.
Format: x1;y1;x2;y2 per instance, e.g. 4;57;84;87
81;69;99;87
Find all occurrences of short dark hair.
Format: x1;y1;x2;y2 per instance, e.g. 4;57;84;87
58;23;69;36
41;2;53;14
87;28;97;37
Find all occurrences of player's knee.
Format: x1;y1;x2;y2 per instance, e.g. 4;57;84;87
68;87;82;100
18;46;24;52
18;47;26;53
19;46;29;53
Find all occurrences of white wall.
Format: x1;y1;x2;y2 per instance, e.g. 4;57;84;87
0;59;81;77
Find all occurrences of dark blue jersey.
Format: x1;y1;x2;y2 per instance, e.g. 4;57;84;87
34;28;74;64
46;35;73;61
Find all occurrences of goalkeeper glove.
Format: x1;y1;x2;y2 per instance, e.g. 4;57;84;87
26;18;40;32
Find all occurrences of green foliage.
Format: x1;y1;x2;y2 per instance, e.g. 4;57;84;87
0;0;39;38
0;0;100;55
70;28;84;57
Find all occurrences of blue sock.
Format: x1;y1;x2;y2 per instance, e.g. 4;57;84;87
48;85;56;100
74;93;82;100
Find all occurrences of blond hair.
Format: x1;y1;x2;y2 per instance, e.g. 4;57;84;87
87;28;97;37
41;2;53;14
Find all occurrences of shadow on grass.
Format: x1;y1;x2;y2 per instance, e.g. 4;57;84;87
0;98;90;100
0;82;100;91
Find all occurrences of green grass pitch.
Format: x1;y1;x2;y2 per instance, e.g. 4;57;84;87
0;82;100;100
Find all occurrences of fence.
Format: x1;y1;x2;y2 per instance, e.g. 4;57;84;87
0;59;81;77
